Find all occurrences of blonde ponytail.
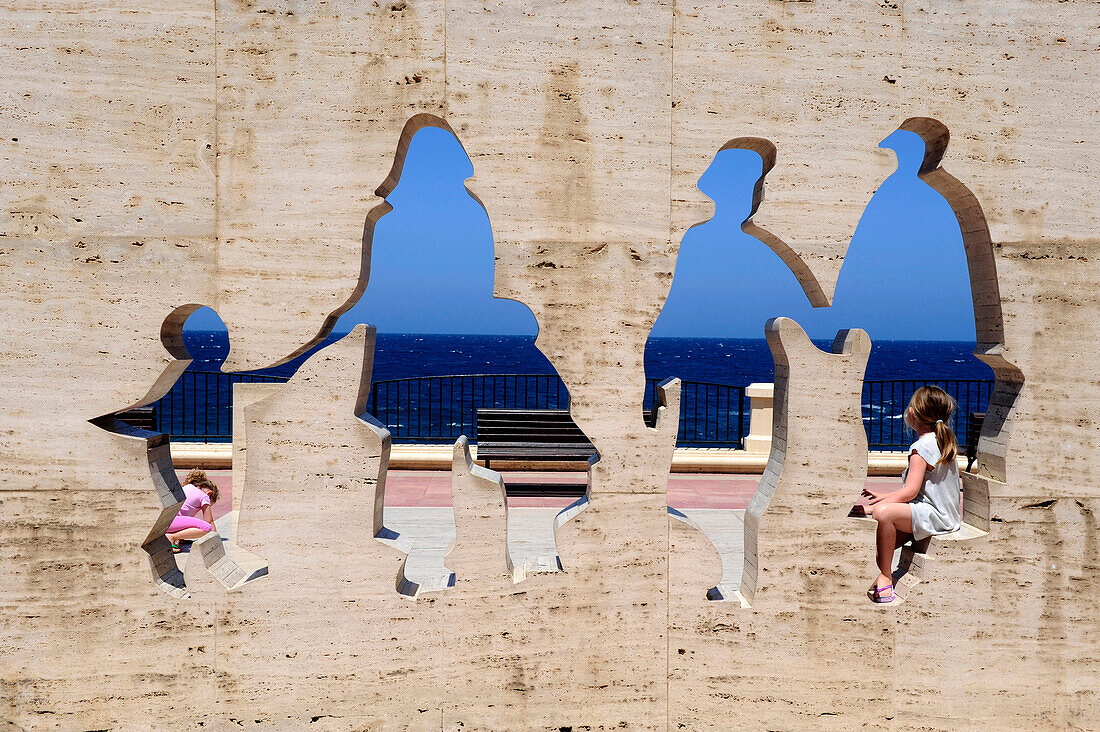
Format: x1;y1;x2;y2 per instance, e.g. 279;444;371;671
908;386;959;466
933;419;958;467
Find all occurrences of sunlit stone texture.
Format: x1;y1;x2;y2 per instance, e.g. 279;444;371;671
1;0;1097;728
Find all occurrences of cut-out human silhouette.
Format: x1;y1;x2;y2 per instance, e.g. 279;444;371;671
344;119;582;586
651;130;984;347
649;144;820;345
348;125;539;336
821;129;978;342
655;119;1010;605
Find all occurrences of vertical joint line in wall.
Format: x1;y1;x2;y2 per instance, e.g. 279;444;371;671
667;0;675;249
666;517;672;727
213;591;220;707
213;0;220;263
666;4;675;717
443;0;448;120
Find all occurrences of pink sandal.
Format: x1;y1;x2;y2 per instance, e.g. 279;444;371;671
868;583;895;603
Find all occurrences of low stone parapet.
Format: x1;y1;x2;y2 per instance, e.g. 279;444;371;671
168;440;954;475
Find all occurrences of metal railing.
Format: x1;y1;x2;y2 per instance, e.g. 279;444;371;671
370;374;747;446
863;379;994;450
643;379;747;447
142;371;748;446
152;370;287;442
141;370;993;451
369;374;570;443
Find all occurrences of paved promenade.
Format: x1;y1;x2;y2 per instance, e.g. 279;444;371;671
182;469;896;596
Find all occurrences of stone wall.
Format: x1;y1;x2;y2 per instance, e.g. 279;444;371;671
1;1;1097;728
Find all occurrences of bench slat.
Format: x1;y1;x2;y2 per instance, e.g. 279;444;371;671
477;445;594;455
478;447;594;457
475;408;596;468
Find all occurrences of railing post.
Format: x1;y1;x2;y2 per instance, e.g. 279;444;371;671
153;370;996;451
743;382;775;453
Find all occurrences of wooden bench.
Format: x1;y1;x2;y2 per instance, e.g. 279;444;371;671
475;409;596;470
965;411;984;472
115;405;158;432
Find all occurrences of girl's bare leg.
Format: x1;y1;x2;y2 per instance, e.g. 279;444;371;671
871;503;914;591
167;527;209;543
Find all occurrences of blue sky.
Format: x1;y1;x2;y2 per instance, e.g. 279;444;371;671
187;126;976;342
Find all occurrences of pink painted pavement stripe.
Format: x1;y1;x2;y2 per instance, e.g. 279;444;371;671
174;470;902;512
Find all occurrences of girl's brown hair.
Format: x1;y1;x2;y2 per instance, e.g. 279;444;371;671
183;469;219;504
198;477;219;504
907;385;959;466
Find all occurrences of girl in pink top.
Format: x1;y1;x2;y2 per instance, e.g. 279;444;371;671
166;469;220;553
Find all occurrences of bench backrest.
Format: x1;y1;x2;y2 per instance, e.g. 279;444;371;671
476;409;592;445
116;405;157;432
966;411;985;449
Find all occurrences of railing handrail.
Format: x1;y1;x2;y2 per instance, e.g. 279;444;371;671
370;373;560;384
150;370;994;449
181;369;290;381
184;370;990;386
862;377;992;384
369;374;747;392
646;378;745;390
182;369;990;389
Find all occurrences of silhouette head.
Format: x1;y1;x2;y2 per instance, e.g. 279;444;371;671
389;126;476;203
697;139;775;224
878;129;929;179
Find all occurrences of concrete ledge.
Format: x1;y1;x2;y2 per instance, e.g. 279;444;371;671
170;441;233;469
169;441;957;475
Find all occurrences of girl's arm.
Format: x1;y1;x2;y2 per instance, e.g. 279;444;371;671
865;453;928;505
202;504;214;526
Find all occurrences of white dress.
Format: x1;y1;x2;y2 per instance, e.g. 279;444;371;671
903;432;962;540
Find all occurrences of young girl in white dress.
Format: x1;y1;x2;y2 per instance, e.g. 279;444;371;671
863;385;962;603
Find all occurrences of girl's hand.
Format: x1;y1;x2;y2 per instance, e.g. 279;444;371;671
862;487;892;505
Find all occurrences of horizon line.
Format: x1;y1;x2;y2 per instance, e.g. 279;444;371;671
180;327;981;344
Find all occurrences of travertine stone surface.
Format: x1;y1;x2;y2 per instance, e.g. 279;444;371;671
673;0;1099;299
447;1;680;495
214;0;446;370
0;1;216;242
230;381;283;513
739;319;872;608
895;494;1100;729
446;436;512;583
219;325;440;727
443;380;682;729
995;239;1099;498
898;1;1098;244
0;482;216;727
898;115;1026;485
0;0;219;507
495;243;680;493
672;0;903;298
0;0;443;542
671;506;899;730
2;1;1099;728
447;0;672;245
0;139;219;722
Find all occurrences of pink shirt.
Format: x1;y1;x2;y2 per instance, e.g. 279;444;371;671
178;483;211;518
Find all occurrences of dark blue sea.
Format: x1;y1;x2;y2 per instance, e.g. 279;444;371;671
153;331;994;448
179;330;993;383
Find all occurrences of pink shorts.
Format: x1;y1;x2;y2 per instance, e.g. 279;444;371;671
167;515;212;534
